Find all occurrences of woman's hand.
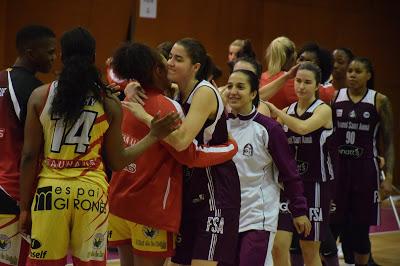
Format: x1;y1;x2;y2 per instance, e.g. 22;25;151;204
149;112;181;139
121;101;150;124
124;81;147;105
293;215;312;237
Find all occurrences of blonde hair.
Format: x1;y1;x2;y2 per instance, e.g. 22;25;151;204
230;39;245;48
265;36;296;76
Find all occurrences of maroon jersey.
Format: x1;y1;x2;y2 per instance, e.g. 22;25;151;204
180;80;240;210
332;88;380;160
284;99;334;182
0;70;24;201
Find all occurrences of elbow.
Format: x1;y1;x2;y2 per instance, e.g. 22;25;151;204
296;125;309;135
20;151;38;167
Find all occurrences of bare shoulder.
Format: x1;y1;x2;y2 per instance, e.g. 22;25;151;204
376;91;391;113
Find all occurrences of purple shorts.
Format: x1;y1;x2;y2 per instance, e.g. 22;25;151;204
229;230;275;266
330;158;380;225
278;181;331;241
171;207;240;265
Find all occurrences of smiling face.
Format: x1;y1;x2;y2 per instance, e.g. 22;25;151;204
346;60;371;90
227;71;256;114
294;69;318;101
167;43;199;85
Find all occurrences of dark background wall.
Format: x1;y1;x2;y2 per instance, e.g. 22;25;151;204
1;0;399;186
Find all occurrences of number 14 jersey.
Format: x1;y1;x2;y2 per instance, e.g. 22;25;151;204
332;88;380;160
39;81;109;190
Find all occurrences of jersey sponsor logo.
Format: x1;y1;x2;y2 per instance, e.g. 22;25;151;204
0;87;7;97
243;143;253;157
31;239;42;249
206;216;224;234
34;186;53;211
374;190;380;203
336;109;343;117
142;227;159;239
309;207;323;222
33;186;107;214
279;201;291;213
348;110;357;118
296;160;309;175
0;234;11;251
30;250;47;259
338;145;364;158
0;128;4;139
363;111;370;119
124;163;136;173
93;233;106;249
329;202;336;213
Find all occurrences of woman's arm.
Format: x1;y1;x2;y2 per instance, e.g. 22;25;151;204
259;64;299;101
19;85;48;233
267;102;332;135
377;93;394;198
103;95;179;170
122;85;218;151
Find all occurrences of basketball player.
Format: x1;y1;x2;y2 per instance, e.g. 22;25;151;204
18;27;178;266
267;62;334;266
330;57;394;266
226;69;310;266
108;42;238;266
0;25;56;266
124;38;241;266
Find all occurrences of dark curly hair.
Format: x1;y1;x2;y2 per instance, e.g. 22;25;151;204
50;27;108;125
297;42;332;83
111;42;164;86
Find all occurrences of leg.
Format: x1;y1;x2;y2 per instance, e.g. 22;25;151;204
118;245;134;266
134;255;166;266
299;240;322;266
320;225;339;266
351;224;370;265
237;230;271;266
272;230;292;266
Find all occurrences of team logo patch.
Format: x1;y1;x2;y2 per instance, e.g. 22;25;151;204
283;125;289;132
0;87;7;97
243;143;253;157
93;233;105;249
363;111;370;118
296;160;309;175
0;128;4;139
348;110;356;118
279;201;291;214
142;226;159;239
0;234;11;251
336;109;343;117
31;238;42;249
124;163;136;173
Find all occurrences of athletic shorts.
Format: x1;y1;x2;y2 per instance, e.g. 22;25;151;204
0;214;29;266
278;181;331;241
171;207;240;265
108;214;175;257
330;158;380;225
29;178;108;265
231;230;275;266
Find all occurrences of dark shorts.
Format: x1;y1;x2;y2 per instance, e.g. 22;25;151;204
229;230;274;266
330;158;380;225
278;181;331;241
171;207;240;265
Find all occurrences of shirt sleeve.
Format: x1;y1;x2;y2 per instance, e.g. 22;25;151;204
267;124;307;217
162;138;238;168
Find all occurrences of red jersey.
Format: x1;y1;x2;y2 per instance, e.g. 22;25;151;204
260;71;297;109
0;70;23;201
108;87;238;232
319;83;336;104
